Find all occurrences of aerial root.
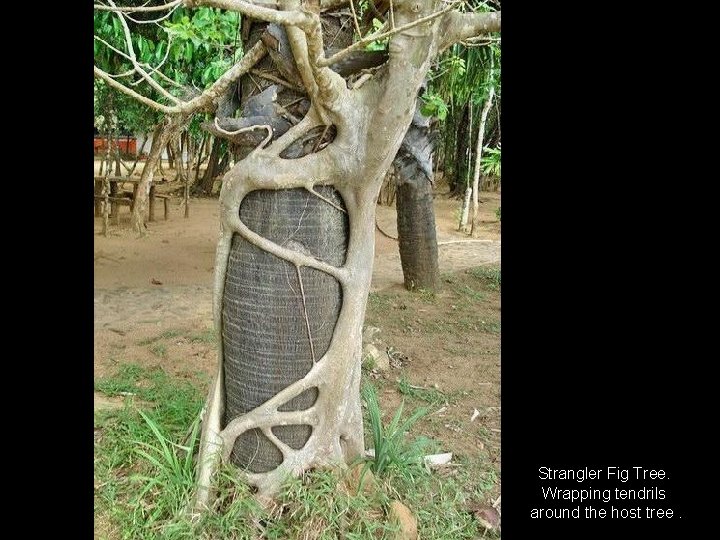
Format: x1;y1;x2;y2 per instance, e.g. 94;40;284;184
304;185;348;214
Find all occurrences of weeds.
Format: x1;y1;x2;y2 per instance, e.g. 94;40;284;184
189;328;216;344
96;368;494;539
362;383;432;480
129;410;201;530
468;266;501;290
149;342;168;358
397;377;448;407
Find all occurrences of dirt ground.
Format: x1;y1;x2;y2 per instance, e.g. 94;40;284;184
94;175;501;519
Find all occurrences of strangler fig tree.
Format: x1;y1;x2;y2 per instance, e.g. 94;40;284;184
93;0;500;508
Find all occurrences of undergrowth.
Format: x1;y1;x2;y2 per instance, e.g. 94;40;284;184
95;369;496;539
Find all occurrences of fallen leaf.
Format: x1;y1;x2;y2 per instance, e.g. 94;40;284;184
469;504;500;531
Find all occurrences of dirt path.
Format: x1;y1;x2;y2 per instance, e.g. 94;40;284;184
94;189;500;383
94;192;499;328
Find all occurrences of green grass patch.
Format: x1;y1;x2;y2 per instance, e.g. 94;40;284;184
149;343;168;358
189;328;217;344
467;266;501;290
397;378;449;407
137;329;184;347
95;370;496;539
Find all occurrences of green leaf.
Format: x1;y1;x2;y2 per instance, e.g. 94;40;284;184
155;41;167;62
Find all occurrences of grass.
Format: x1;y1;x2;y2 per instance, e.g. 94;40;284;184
95;368;498;539
397;377;449;407
189;327;217;344
467;266;501;290
137;329;184;346
94;366;203;539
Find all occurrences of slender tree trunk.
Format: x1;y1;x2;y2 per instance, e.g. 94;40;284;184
131;116;187;233
114;150;121;177
197;137;223;194
471;85;496;237
172;135;186;183
450;103;470;198
166;142;174;170
101;126;112;236
126;135;149;177
194;133;209;185
459;104;474;231
459;186;471;230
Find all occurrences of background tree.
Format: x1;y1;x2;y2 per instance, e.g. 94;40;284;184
390;3;501;288
94;0;242;231
94;0;500;509
428;27;501;203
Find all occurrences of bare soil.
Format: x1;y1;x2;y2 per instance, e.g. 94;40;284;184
94;177;501;512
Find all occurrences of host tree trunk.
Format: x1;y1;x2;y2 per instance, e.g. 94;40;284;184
395;102;440;291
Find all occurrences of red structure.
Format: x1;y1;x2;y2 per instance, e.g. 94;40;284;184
94;136;137;156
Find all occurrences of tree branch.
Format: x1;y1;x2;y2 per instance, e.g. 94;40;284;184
95;66;176;113
183;40;268;112
94;0;183;12
94;40;268;115
319;1;460;68
185;0;312;27
107;0;183;104
440;10;501;51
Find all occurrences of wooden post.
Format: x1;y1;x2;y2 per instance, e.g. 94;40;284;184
102;178;109;236
114;199;121;226
94;180;103;217
149;184;156;222
131;183;139;211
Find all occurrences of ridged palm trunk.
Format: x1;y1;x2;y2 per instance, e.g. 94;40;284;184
395;105;440;291
223;187;348;473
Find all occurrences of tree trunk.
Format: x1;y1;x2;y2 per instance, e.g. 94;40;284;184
172;135;186;183
166;142;174;170
191;2;502;506
196;136;223;194
459;103;474;231
394;103;440;291
222;187;348;472
131;116;187;233
471;85;495;237
459;186;471;230
125;135;149;177
114;150;121;177
448;103;470;197
193;133;209;185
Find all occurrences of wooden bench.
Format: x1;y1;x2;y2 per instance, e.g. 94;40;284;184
150;193;170;221
94;195;133;226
